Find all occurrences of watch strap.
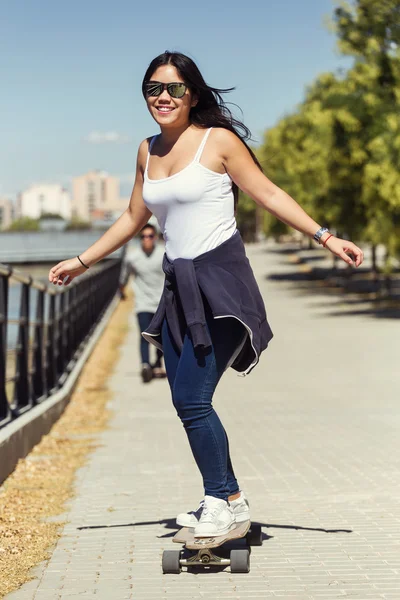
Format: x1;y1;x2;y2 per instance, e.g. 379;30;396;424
313;227;329;244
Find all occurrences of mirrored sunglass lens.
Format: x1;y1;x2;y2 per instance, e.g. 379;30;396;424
145;83;162;96
168;83;186;98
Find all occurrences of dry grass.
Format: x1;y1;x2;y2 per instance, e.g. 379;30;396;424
0;291;133;598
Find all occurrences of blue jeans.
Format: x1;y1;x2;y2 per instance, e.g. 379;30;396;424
137;312;163;367
161;313;246;500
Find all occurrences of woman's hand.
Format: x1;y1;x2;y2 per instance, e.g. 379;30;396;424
48;257;88;286
324;236;364;267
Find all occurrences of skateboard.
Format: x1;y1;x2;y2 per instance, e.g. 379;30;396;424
162;520;262;574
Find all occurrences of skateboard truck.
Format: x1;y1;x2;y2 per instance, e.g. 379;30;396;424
183;547;229;566
162;521;262;574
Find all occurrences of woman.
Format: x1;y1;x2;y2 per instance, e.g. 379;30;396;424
49;51;363;538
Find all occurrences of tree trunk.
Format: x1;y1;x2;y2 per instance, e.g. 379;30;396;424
255;205;263;242
371;244;378;273
384;248;392;296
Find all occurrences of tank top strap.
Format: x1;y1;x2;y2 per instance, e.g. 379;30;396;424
194;128;213;163
145;135;158;173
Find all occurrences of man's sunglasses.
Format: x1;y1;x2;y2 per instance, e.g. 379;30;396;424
141;233;155;239
144;81;188;99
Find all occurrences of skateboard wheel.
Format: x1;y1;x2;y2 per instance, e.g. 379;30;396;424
246;525;263;546
162;550;181;574
230;548;250;573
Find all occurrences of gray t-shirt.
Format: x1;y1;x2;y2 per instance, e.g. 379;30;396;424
128;244;165;314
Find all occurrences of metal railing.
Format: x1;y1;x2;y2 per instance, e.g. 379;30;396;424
0;254;127;428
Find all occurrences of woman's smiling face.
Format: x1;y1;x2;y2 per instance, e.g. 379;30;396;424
145;64;197;128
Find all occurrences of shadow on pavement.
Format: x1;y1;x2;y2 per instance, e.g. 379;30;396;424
77;517;352;539
266;248;400;320
264;246;300;256
75;518;352;575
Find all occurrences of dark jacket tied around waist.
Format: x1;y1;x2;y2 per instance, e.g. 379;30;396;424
142;231;273;375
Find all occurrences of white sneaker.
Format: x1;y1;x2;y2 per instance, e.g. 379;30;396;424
176;499;205;527
229;491;251;523
176;491;250;527
193;495;236;538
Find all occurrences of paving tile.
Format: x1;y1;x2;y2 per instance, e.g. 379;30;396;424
4;243;400;600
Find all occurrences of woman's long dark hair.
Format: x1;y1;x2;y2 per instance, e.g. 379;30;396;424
142;51;262;206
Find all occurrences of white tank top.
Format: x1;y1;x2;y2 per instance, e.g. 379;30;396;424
142;127;237;261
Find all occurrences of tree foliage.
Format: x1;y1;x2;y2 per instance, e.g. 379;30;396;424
258;0;400;262
236;191;257;242
65;217;91;231
8;217;40;231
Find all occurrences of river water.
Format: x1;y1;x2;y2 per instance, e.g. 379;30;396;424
5;244;138;350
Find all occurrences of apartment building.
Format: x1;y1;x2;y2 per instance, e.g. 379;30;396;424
17;184;71;220
0;197;14;230
72;171;127;222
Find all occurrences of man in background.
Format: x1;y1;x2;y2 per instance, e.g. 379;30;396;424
128;223;165;383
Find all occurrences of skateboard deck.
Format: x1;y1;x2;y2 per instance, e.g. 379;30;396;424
173;520;251;550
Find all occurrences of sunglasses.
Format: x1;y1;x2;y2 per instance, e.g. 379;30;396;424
141;233;155;239
144;81;188;99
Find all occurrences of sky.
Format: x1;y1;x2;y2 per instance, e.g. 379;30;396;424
0;0;352;200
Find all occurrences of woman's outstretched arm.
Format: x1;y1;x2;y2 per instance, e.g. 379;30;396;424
216;129;364;267
48;140;152;286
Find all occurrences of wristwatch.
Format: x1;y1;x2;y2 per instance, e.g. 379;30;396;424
313;227;329;244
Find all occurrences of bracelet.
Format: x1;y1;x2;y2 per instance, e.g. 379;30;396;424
322;234;333;248
77;255;89;269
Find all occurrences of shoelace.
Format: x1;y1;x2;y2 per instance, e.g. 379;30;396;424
202;504;224;519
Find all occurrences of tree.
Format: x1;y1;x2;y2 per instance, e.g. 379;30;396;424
236;191;257;242
258;0;400;270
8;217;40;231
236;147;269;242
333;0;400;264
259;85;333;240
334;1;400;60
65;217;91;231
40;212;65;220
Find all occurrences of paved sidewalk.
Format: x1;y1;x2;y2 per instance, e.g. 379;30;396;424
7;242;400;600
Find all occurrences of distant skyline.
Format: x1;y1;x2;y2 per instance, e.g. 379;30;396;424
1;0;351;200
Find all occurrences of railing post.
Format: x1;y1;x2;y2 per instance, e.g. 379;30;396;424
69;286;78;356
83;279;91;342
32;289;45;402
65;289;72;364
12;282;32;415
57;293;65;377
0;274;11;425
46;294;57;392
